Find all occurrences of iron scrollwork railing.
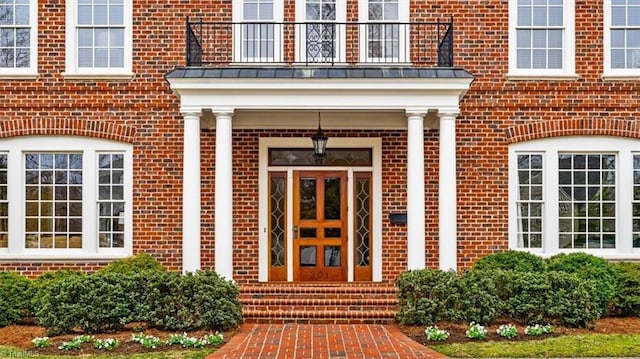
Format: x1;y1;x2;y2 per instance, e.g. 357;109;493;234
185;18;454;67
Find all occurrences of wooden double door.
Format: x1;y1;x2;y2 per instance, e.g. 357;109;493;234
293;171;347;281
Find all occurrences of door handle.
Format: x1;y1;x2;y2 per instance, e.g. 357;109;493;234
293;226;298;239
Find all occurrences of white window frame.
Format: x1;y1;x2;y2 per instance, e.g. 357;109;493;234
0;0;38;78
64;0;133;78
508;0;576;79
232;0;285;63
0;136;133;260
295;0;347;63
603;0;640;78
357;0;409;64
509;136;639;259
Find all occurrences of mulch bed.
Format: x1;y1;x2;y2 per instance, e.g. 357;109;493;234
399;317;640;345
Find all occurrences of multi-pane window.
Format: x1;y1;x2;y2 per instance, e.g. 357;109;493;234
509;0;574;76
609;0;640;69
0;0;35;73
516;154;543;249
516;0;564;69
24;153;83;249
511;137;640;258
367;0;400;61
305;0;337;62
0;154;7;248
76;0;124;68
98;153;125;248
0;137;131;257
240;0;276;60
66;0;131;75
557;154;616;249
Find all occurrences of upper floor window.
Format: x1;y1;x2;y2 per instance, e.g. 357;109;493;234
604;0;640;77
233;0;284;62
0;136;132;259
509;136;640;258
0;0;37;76
295;0;346;63
508;0;575;78
65;0;132;77
359;0;409;63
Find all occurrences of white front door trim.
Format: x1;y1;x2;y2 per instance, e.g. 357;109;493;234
258;137;382;282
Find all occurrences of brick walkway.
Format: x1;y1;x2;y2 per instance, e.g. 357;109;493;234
206;324;448;359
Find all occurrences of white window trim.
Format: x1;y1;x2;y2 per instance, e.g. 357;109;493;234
63;0;133;79
0;136;133;260
357;0;409;64
507;0;577;79
509;136;639;260
294;0;347;63
0;0;38;78
258;137;382;282
232;0;285;63
603;0;640;79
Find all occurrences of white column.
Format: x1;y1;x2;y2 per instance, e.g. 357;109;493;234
182;109;202;273
439;110;459;271
214;110;234;280
406;111;426;270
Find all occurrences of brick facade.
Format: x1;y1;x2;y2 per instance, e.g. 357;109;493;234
1;1;638;280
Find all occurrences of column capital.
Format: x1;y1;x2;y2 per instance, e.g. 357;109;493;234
180;107;202;117
405;108;428;118
437;107;461;118
211;107;235;117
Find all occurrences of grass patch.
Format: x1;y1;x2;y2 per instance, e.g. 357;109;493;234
0;345;214;358
430;334;640;358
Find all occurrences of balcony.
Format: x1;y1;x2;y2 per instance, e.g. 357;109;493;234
185;19;454;67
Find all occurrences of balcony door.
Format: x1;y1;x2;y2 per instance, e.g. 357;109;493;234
296;0;346;63
293;171;347;281
359;0;409;63
234;0;284;62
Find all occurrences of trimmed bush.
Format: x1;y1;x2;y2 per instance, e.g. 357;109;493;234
396;269;461;326
546;253;619;316
146;270;242;331
472;250;546;272
0;271;33;327
97;253;165;275
611;262;640;317
491;270;550;325
35;269;241;335
457;270;501;325
545;271;600;328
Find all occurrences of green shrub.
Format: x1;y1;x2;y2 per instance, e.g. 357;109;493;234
545;271;601;328
31;269;86;322
97;253;165;275
546;253;619;316
472;250;546;272
146;271;242;331
457;270;501;325
495;271;551;325
0;271;33;326
396;269;461;326
610;262;640;317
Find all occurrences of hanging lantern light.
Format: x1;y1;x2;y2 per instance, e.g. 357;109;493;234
311;112;328;159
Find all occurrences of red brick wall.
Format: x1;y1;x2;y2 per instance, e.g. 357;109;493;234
1;0;639;278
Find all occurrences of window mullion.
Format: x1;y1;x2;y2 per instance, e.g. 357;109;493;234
83;151;97;253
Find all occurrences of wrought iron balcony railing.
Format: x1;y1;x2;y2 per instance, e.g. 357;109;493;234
186;19;454;67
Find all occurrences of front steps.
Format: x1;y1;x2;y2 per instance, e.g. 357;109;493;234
240;283;398;324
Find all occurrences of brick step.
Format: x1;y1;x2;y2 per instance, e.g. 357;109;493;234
239;283;398;324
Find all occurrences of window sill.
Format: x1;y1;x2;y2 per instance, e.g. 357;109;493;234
506;73;579;81
0;73;39;80
0;252;132;262
62;72;135;81
512;248;640;261
601;74;640;81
